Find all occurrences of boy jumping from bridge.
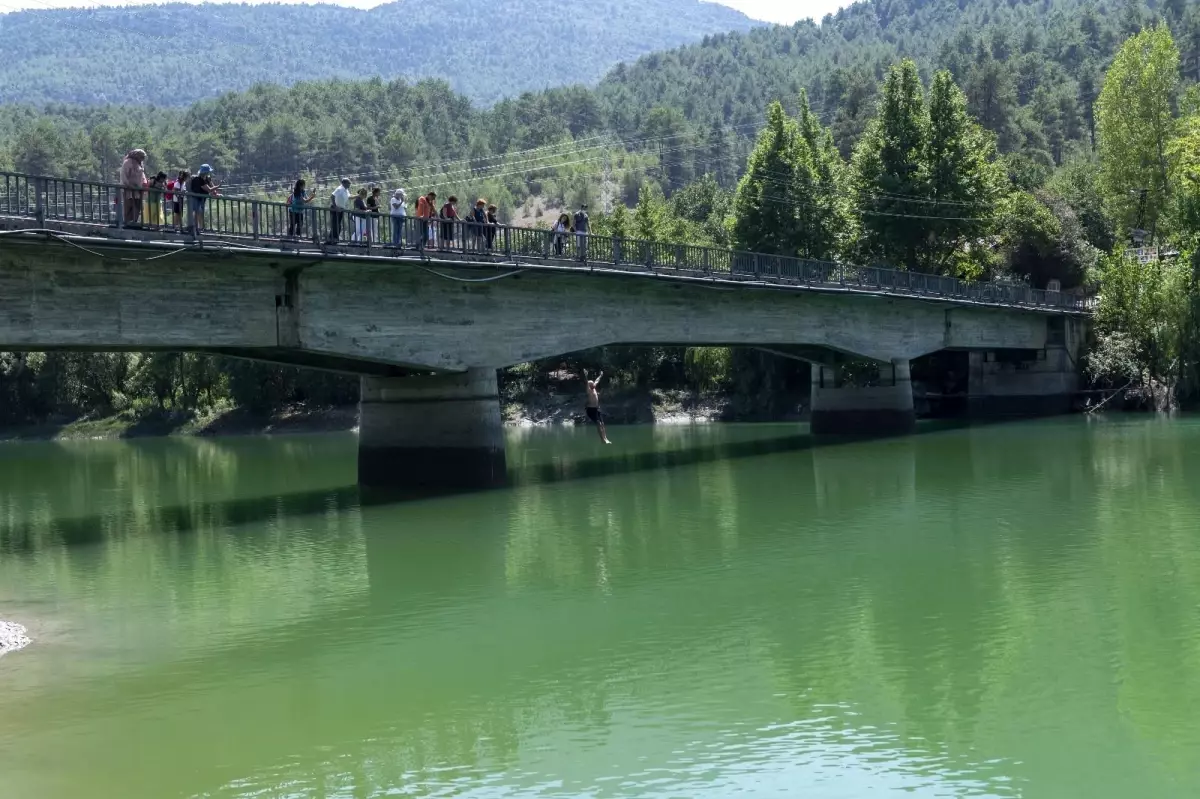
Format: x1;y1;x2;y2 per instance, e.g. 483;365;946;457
585;371;611;444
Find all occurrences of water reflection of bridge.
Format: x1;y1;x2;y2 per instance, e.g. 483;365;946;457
2;422;1197;798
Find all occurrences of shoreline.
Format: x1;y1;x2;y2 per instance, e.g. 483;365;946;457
0;388;809;443
0;620;31;657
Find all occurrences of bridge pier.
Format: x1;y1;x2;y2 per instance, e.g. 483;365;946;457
967;347;1078;418
810;360;916;436
357;369;507;491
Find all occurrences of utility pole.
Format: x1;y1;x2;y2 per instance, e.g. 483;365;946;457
601;153;614;214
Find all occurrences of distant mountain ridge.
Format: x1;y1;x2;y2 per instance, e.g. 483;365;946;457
0;0;759;107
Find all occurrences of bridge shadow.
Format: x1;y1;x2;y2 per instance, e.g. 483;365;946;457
0;419;982;555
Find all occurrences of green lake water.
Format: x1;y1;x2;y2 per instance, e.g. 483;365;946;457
2;417;1200;797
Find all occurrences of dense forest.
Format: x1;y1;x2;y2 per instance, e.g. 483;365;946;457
2;0;1200;427
0;0;757;107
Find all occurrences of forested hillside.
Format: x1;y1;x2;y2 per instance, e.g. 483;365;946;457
4;0;1195;215
594;0;1200;176
0;0;757;107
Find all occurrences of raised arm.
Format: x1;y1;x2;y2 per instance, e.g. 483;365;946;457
594;371;603;386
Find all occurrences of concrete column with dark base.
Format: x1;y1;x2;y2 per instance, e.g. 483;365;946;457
358;369;506;491
810;360;916;436
967;349;1078;418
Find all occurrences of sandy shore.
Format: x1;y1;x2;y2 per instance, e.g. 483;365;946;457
0;620;31;657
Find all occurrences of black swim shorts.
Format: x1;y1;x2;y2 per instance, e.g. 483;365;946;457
586;406;601;422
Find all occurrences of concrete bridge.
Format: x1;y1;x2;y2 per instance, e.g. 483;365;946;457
0;171;1090;489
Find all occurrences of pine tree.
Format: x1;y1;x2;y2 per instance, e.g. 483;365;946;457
851;59;931;270
924;70;1007;276
634;180;669;241
731;101;803;254
794;90;849;260
704;120;732;188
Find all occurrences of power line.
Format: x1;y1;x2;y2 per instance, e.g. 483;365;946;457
223;121;769;193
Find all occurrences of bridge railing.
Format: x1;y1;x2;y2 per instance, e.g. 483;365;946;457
0;170;1092;311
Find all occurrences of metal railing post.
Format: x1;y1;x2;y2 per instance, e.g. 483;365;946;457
503;226;511;256
34;178;46;227
613;236;622;265
252;201;261;241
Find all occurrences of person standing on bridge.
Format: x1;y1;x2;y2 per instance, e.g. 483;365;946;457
167;170;189;231
439;196;459;251
119;149;147;226
352;187;370;243
367;185;382;244
289;179;316;237
573;203;589;261
146;172;168;227
585;371;611;444
328;178;352;243
389;188;407;249
485;204;499;251
188;164;220;234
416;191;436;250
552;212;570;256
470;199;487;251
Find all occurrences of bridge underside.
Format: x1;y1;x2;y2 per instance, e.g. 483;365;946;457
0;236;1086;490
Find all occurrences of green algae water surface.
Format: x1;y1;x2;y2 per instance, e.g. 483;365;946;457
1;417;1200;798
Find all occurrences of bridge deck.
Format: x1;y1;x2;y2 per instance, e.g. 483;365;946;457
0;170;1091;314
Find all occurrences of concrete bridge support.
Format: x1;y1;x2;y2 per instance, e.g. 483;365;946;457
358;369;507;491
967;347;1078;418
810;360;916;436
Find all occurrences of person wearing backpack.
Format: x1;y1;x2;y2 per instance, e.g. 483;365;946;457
289;179;316;237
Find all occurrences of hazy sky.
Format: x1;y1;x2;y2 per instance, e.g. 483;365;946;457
0;0;846;24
